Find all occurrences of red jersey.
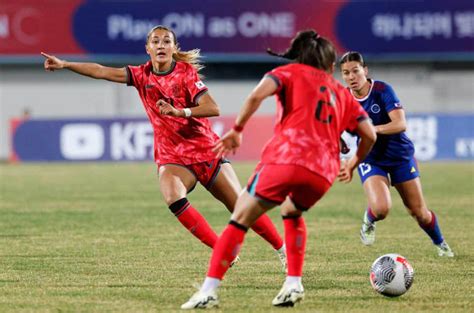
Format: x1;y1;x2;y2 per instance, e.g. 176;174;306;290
126;61;219;165
260;63;368;184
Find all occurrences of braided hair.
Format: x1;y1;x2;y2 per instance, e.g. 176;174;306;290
267;29;336;73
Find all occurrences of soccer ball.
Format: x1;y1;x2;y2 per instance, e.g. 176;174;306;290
369;253;414;297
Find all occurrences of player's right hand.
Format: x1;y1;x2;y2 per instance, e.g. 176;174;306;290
41;52;65;71
213;129;242;159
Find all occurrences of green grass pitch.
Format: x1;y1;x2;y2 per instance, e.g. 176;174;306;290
0;162;473;312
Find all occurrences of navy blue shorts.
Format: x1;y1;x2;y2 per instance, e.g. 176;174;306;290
357;157;419;185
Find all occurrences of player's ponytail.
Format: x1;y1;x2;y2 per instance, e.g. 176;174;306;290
173;49;204;73
267;29;336;73
146;25;204;73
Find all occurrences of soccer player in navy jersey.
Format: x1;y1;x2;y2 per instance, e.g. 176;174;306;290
339;51;454;257
181;30;376;309
41;25;287;268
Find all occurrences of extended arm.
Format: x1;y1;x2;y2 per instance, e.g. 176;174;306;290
234;77;277;128
41;52;127;83
213;77;277;157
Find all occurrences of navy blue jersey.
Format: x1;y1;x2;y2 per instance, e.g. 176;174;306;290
354;80;414;166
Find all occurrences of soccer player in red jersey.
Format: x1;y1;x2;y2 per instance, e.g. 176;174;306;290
181;30;377;309
41;25;287;267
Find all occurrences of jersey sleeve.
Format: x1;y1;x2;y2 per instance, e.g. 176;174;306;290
381;82;403;112
264;67;289;94
126;64;144;88
184;66;208;105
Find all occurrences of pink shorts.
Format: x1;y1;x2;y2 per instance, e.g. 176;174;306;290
246;164;332;211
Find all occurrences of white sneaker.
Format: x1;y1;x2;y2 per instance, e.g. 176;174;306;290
360;212;376;246
230;255;240;267
181;290;219;309
436;241;454;257
276;247;288;273
272;283;304;307
360;222;375;245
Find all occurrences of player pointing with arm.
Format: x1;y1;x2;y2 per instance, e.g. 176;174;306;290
182;29;376;309
42;25;287;268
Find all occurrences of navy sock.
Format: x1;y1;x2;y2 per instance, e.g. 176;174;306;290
419;211;444;245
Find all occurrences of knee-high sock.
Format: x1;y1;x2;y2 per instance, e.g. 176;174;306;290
419;210;444;245
283;216;307;277
207;221;248;279
250;214;284;250
169;198;218;248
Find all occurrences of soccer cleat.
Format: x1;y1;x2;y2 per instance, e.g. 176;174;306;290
436;241;454;257
272;283;304;307
181;290;219;309
276;248;288;273
229;255;240;268
360;212;376;245
360;221;376;245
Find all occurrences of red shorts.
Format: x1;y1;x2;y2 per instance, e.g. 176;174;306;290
246;164;332;210
160;158;229;191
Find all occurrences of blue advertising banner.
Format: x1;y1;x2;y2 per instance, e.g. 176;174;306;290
10;114;474;162
336;2;474;57
1;0;473;62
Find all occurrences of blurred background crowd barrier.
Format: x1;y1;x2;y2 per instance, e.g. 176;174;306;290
1;0;473;162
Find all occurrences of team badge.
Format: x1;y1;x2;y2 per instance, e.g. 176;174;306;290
370;104;381;114
195;81;206;89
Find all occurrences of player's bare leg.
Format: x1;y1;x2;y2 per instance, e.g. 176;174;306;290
395;178;454;257
360;175;391;245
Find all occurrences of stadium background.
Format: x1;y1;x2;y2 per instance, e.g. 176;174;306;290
0;1;473;312
0;0;473;162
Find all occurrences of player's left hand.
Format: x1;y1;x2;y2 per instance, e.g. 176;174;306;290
157;99;180;117
213;129;242;159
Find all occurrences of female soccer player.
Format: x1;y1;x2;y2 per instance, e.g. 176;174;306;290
41;25;287;267
181;30;376;309
339;51;454;257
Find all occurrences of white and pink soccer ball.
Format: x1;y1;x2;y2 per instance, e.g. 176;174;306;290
370;253;414;297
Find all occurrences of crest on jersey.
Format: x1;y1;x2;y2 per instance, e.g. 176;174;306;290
370;104;381;114
195;81;206;89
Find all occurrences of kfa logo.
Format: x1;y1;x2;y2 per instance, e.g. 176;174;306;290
110;122;154;160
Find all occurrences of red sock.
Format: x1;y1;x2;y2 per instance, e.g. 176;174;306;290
169;198;218;248
251;214;284;250
207;221;248;279
283;216;307;276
